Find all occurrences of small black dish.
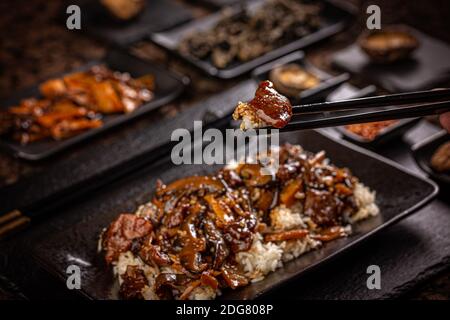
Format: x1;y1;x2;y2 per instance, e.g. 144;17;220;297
252;51;350;104
0;49;190;161
150;0;355;79
337;117;421;147
81;0;193;46
412;130;450;185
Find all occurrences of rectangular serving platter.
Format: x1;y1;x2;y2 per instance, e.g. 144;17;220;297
0;49;189;160
30;129;438;300
150;0;355;79
81;0;194;46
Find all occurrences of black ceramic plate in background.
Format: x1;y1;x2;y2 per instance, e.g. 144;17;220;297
336;117;421;147
332;25;450;92
150;0;355;79
0;49;189;161
252;51;350;104
412;130;450;185
81;0;193;46
30;130;438;300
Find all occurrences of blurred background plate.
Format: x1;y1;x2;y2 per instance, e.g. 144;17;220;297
336;117;421;148
150;0;355;78
412;130;450;185
332;25;450;92
81;0;194;46
0;49;189;160
252;51;350;104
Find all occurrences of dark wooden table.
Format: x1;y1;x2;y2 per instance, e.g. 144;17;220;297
0;0;449;300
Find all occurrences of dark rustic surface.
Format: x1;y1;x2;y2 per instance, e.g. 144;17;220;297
81;0;193;45
0;0;449;300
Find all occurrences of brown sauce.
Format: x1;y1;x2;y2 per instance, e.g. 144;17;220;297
248;80;292;128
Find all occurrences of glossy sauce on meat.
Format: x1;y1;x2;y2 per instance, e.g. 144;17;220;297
248;80;292;128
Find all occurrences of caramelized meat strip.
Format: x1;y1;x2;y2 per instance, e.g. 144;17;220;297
50;118;103;139
102;213;153;264
160;176;224;195
222;213;256;253
220;265;249;289
233;80;292;130
264;229;309;242
139;238;171;267
200;271;219;291
204;194;234;228
311;226;347;242
179;212;208;273
280;179;303;207
203;219;229;269
237;163;273;187
304;189;345;227
119;265;148;300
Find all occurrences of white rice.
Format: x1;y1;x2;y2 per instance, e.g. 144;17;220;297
351;183;379;223
110;173;379;299
114;251;159;299
190;286;218;300
235;182;378;282
269;205;306;231
236;234;283;282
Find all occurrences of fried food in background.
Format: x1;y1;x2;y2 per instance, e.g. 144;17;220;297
179;0;322;69
345;120;399;141
2;65;154;144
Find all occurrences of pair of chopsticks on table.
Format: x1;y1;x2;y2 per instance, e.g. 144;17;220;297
271;88;450;132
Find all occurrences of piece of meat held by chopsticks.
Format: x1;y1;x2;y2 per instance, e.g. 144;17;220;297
232;80;293;130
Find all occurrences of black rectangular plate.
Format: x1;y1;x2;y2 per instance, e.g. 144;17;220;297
0;49;189;160
81;0;193;46
252;51;350;104
332;25;450;92
30;130;438;300
150;0;355;79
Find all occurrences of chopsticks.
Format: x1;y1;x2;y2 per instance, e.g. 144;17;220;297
273;89;450;132
292;88;450;115
283;100;450;131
